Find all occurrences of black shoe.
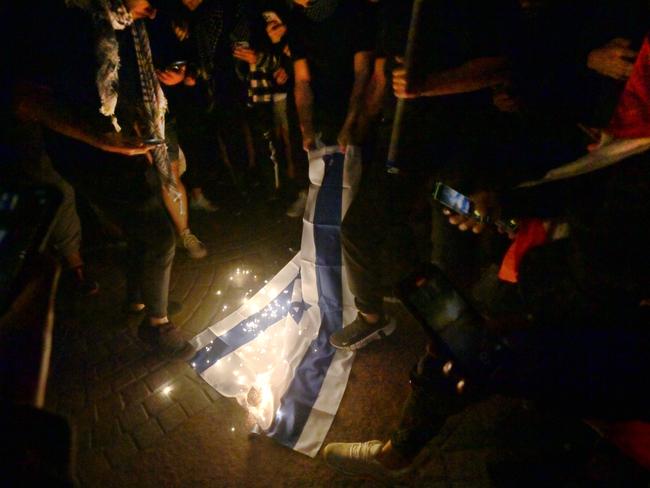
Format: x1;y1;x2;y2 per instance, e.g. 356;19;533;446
76;277;100;296
329;314;396;350
137;319;194;359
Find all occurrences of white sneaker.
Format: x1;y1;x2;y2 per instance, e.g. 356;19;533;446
190;193;218;212
180;230;207;259
323;440;415;484
286;190;307;218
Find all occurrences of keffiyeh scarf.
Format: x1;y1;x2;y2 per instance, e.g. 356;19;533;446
304;0;339;21
67;0;180;205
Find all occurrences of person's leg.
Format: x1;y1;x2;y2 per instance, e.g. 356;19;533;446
28;156;98;295
324;343;475;479
160;158;207;260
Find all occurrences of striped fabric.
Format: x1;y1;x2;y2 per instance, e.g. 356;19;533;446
190;146;362;456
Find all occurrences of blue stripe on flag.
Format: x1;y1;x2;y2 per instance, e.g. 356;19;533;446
191;278;297;374
264;152;345;447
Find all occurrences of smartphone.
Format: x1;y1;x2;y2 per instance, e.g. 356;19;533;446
142;137;166;146
0;185;62;315
233;41;250;49
433;182;483;221
262;11;282;24
167;60;187;71
432;182;518;232
396;263;512;383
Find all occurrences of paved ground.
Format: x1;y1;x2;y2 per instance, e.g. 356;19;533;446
46;197;644;487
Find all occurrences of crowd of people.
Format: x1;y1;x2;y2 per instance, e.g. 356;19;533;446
2;0;649;484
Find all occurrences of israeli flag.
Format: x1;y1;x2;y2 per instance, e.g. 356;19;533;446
190;146;361;456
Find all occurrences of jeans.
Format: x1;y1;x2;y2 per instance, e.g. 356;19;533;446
51;142;176;318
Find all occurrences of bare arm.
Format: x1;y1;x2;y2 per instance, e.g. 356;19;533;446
293;58;316;151
338;50;372;148
393;56;509;99
13;82;153;156
355;56;387;142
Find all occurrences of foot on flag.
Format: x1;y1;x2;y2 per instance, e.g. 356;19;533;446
189;146;361;456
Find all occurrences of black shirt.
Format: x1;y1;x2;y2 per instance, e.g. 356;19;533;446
288;0;375;128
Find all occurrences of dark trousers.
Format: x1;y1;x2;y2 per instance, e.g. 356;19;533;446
50;141;176;318
340;122;425;315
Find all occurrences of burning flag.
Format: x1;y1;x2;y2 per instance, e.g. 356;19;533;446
190;146;361;456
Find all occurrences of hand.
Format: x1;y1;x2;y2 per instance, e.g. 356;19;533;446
233;46;258;65
302;133;316;152
492;84;521;113
173;20;190;41
293;0;312;7
587;38;637;81
266;21;287;44
443;191;500;235
392;57;420;99
337;126;352;151
273;68;289;85
92;132;156;157
156;65;186;86
183;73;197;86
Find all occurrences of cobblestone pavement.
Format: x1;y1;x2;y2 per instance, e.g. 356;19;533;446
45;200;635;487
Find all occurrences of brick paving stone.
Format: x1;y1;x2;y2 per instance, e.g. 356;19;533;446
107;331;133;354
120;379;150;405
57;387;87;415
87;380;112;402
144;366;174;392
73;405;97;431
143;390;175;416
86;342;112;366
168;375;201;401
117;342;147;364
185;300;219;336
96;393;124;421
202;384;222;402
76;427;93;452
157;403;188;433
166;360;192;378
179;388;211;416
105;435;139;468
130;362;149;380
93;418;121;448
142;353;166;372
112;369;136;391
119;403;149;432
132;418;164;449
77;450;111;485
95;358;119;380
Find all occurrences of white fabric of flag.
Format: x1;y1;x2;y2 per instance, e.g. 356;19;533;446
190;146;361;457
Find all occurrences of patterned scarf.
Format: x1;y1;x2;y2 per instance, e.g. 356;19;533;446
194;2;225;80
68;0;180;206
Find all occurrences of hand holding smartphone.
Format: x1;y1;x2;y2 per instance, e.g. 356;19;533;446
432;182;518;233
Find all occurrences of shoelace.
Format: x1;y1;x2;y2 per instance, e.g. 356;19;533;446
183;232;203;247
350;442;375;461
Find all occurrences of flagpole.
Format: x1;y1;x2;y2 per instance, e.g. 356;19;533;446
386;0;427;175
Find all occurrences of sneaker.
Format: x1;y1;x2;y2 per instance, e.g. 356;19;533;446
286;190;307;218
330;313;396;350
180;230;208;259
190;193;219;212
137;319;194;359
323;440;414;483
